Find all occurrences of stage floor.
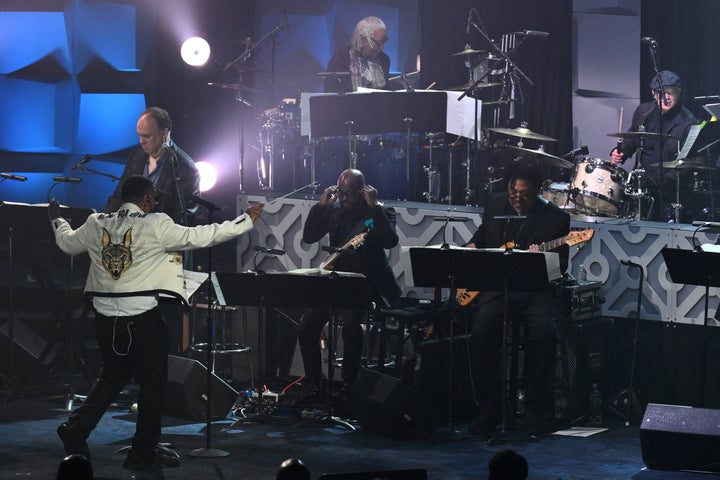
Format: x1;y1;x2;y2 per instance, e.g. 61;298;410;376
0;381;709;480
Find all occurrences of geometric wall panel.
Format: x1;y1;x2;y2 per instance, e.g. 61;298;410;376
238;195;720;326
76;93;146;154
0;11;71;74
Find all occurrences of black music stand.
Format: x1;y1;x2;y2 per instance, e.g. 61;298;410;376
407;246;558;438
662;247;720;409
213;270;371;425
0;202;93;404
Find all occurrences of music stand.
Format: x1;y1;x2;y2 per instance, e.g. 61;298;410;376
406;246;558;437
662;247;720;408
213;270;371;422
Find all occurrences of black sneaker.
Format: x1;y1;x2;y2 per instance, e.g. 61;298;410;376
123;446;180;470
57;422;91;461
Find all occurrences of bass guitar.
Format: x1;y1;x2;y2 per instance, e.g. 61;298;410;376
319;231;368;270
455;228;595;306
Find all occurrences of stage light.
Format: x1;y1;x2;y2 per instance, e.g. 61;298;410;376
196;161;217;192
181;36;210;66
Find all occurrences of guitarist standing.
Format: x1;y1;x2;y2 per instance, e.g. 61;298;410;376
299;169;401;391
466;163;570;437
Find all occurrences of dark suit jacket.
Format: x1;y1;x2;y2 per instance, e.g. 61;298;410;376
469;193;571;274
103;146;200;225
303;201;401;306
618;101;697;171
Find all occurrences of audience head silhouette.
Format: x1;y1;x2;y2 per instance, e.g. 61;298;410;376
276;457;311;480
56;454;94;480
488;449;528;480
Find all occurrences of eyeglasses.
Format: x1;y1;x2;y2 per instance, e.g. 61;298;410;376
367;36;387;50
508;189;535;199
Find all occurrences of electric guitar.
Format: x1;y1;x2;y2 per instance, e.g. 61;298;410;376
319;231;368;270
455;228;595;306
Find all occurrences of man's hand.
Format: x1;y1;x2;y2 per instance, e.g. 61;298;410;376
610;148;624;165
362;185;379;207
48;199;61;222
319;186;337;207
246;203;265;223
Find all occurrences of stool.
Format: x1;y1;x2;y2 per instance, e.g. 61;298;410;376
189;300;251;380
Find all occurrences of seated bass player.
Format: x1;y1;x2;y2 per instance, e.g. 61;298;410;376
465;162;570;437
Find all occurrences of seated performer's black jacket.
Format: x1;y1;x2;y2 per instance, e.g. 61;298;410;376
303;201;401;307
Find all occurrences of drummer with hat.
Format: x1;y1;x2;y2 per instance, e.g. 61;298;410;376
610;70;697;219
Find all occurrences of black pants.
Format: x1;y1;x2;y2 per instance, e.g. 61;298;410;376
297;308;365;385
471;291;558;418
67;308;168;458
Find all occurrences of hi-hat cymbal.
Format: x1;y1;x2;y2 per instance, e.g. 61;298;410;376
489;126;557;142
449;81;502;91
651;158;714;170
498;145;573;169
207;82;259;92
607;131;678;140
450;48;487;56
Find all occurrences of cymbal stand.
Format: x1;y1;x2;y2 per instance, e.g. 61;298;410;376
403;117;414;201
670;170;683;223
423;133;440;203
624;169;647;220
2;226;16;403
345;121;358;170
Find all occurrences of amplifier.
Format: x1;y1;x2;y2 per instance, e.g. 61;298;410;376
562;280;603;322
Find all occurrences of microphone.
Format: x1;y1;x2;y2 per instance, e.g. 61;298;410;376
433;216;470;222
253;245;286;256
692;221;720;228
52;176;82;183
317;71;350;77
641;37;658;49
1;173;28;182
562;146;589;159
493;215;527;220
466;9;473;35
71;154;92;170
191;195;220;211
521;30;549;39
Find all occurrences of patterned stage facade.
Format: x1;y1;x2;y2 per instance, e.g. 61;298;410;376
236;195;720;326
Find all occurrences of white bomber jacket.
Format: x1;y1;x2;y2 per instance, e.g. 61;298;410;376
51;202;254;305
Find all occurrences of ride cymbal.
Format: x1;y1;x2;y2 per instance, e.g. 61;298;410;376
450;48;487;56
498;145;573;169
606;131;678;141
488;126;557;142
650;158;714;170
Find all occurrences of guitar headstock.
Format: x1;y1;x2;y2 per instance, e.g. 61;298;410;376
347;232;367;249
566;229;594;247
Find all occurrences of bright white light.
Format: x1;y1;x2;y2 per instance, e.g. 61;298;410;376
181;37;211;66
195;161;217;192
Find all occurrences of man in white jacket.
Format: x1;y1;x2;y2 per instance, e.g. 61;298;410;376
49;175;263;470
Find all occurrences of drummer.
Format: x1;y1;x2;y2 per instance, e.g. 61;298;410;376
609;71;697;218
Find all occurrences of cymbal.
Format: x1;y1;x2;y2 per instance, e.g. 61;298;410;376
650;158;714;170
488;126;557;142
499;145;573;169
606;131;678;140
207;82;259;92
450;48;487;56
449;81;502;91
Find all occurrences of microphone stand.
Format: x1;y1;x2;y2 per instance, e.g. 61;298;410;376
646;41;666;219
166;148;189;226
73;165;120;183
188;197;229;459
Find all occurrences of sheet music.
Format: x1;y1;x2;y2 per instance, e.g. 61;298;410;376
183;269;208;300
678;123;703;159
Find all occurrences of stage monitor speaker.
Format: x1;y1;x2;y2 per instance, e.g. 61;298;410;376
319;468;427;480
640;403;720;472
349;368;438;440
163;355;238;421
0;319;55;385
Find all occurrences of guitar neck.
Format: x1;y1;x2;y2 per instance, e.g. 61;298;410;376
537;235;568;252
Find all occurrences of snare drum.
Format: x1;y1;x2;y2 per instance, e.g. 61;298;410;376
571;158;625;215
542;182;572;208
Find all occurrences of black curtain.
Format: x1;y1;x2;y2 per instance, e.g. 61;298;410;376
641;0;720;120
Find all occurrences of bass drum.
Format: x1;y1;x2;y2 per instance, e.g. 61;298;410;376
571;158;625;216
